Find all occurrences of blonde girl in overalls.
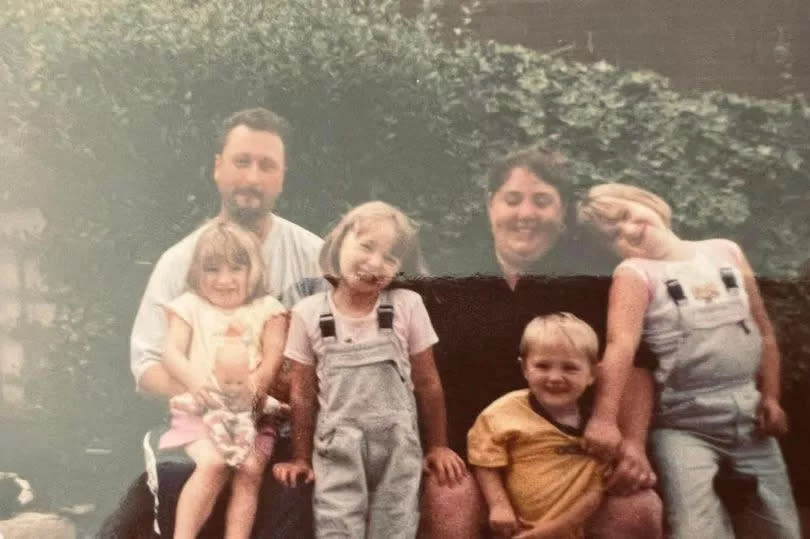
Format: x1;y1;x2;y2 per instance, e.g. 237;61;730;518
274;201;467;538
577;184;799;538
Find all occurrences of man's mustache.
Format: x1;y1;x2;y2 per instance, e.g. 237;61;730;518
233;187;264;199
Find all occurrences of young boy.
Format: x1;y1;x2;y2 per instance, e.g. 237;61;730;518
468;313;607;539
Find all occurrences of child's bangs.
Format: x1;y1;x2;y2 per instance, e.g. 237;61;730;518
532;326;581;356
354;215;413;257
199;229;251;269
523;317;597;364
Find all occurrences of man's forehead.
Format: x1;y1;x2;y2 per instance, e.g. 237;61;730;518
221;125;285;154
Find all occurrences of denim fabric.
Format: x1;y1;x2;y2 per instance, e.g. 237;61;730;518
311;292;422;539
651;428;800;539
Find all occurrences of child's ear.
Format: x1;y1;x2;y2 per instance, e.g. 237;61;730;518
586;365;597;386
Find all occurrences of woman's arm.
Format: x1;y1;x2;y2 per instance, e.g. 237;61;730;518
584;268;650;461
411;347;467;486
273;360;317;487
514;487;603;539
473;466;518;538
739;252;788;435
251;313;289;397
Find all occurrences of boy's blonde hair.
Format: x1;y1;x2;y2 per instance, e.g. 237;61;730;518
519;312;599;365
187;219;266;302
319;201;427;280
577;183;672;232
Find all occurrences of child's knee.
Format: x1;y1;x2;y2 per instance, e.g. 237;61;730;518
190;447;229;478
234;454;268;485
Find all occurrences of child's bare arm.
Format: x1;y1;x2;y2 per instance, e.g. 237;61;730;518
740;253;788;435
585;268;649;461
273;360;317;487
163;312;218;406
410;347;467;486
474;466;519;538
607;368;657;494
252;313;289;398
514;487;603;539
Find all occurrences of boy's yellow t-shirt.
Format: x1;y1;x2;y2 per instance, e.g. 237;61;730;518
468;389;606;528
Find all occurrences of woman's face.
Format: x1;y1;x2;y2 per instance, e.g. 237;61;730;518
488;167;565;271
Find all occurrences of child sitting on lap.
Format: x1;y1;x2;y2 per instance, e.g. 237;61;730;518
469;312;607;539
167;337;287;467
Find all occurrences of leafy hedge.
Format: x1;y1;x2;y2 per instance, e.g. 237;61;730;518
2;0;810;492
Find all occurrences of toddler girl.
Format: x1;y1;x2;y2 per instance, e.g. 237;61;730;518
577;183;800;538
273;201;466;538
158;219;288;539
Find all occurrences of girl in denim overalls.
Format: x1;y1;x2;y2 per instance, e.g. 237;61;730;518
578;184;799;538
274;201;466;538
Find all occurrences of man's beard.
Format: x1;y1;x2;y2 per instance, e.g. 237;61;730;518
224;189;273;226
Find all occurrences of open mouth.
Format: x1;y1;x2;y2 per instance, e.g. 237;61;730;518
357;273;383;285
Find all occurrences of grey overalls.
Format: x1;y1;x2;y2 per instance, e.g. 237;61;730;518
639;245;800;538
312;292;423;538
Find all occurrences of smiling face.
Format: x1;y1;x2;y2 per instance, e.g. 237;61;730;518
488;167;565;272
521;340;595;415
590;197;672;260
199;259;250;310
337;218;403;295
214;125;285;226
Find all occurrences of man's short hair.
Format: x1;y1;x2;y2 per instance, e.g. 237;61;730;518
217;107;291;152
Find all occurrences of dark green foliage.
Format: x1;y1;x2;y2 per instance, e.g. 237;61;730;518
2;0;810;498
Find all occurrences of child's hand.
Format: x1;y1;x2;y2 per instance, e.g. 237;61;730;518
188;371;222;408
423;446;467;487
583;417;622;462
757;396;788;436
488;502;519;538
513;517;550;539
605;441;657;495
272;459;314;487
257;394;291;418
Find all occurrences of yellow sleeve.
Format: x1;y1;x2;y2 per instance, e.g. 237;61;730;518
467;408;509;468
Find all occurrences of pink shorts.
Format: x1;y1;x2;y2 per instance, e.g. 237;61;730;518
158;410;277;457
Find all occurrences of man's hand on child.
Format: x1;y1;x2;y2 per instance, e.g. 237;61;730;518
423;446;467;487
272;459;314;487
605;441;657;495
757;396;788;436
582;417;622;462
487;503;519;538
